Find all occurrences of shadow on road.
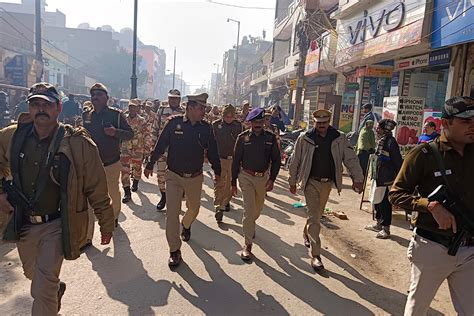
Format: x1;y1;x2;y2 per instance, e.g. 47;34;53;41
85;227;171;314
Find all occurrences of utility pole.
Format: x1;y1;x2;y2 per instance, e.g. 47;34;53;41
214;63;220;104
293;19;308;127
180;71;183;93
35;0;43;82
130;0;138;98
172;48;176;89
227;18;240;105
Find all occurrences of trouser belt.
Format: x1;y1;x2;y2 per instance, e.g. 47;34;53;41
311;177;331;183
417;228;474;248
220;155;233;160
242;168;266;177
171;169;203;178
25;212;61;225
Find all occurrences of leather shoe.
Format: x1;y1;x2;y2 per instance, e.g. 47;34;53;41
311;256;325;271
240;244;252;261
215;210;224;223
181;224;191;242
168;250;182;267
303;233;310;248
225;203;231;212
57;281;66;312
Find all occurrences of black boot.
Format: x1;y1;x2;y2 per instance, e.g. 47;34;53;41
122;186;132;203
131;179;139;192
156;191;166;211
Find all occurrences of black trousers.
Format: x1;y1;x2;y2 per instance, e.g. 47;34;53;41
375;187;392;227
357;150;370;177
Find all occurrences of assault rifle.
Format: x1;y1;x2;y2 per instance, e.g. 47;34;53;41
428;185;474;256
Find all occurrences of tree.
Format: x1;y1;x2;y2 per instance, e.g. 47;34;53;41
87;48;148;98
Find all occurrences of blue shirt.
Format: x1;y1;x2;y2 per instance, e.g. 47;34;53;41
417;132;439;144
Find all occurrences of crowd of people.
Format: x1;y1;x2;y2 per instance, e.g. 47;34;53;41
0;80;473;316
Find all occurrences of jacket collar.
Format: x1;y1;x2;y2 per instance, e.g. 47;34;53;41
182;114;203;125
439;130;453;152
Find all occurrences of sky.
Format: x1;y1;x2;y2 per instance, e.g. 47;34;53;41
42;0;276;89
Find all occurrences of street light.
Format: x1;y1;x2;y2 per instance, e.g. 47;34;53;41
227;18;240;106
130;0;138;99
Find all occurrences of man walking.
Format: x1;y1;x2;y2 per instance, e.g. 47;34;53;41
212;104;242;222
0;82;114;315
82;83;133;241
153;89;185;211
144;93;221;267
60;94;81;125
389;96;474;316
232;108;281;261
288;109;364;271
121;99;149;203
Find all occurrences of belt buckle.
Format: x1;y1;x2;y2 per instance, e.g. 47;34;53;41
321;178;329;182
227;156;233;160
30;215;43;224
183;173;192;178
255;172;264;177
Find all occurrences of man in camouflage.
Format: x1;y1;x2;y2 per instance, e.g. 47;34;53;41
121;99;150;203
143;100;157;162
153;89;185;210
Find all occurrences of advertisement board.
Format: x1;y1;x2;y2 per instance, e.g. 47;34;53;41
395;97;425;155
432;0;474;48
340;92;355;133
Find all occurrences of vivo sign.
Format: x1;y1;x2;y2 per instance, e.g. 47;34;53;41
347;2;406;45
432;0;474;48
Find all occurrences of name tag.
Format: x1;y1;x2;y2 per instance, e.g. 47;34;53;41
434;169;452;177
174;131;183;135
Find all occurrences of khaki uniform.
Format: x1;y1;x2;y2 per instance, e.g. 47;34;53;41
232;130;281;245
389;133;474;315
120;113;149;187
153;105;184;191
212;119;243;211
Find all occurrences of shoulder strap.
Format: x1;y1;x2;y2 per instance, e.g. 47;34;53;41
428;141;452;192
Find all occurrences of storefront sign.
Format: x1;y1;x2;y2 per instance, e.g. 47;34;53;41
340;93;355;133
345;82;360;91
357;66;394;78
394;54;429;71
429;48;451;66
304;48;320;76
432;0;474;48
4;55;27;87
390;72;400;96
397;97;425;155
348;2;406;45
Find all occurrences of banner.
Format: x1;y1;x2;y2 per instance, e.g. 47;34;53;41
304;48;320;76
382;96;399;121
340;92;356;133
395;97;425;155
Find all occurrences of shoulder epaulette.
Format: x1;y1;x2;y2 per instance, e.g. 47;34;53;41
167;114;184;121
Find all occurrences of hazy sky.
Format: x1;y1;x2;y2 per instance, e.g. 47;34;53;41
43;0;276;89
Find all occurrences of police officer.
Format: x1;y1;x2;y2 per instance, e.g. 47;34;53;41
389;96;474;316
232;108;281;261
121;99;149;203
144;93;221;267
0;82;114;315
0;91;11;128
212;104;243;222
153;89;185;211
82;83;133;241
288;109;364;271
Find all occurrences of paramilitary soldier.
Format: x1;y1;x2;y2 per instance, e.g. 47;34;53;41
212;104;243;222
288;109;364;271
153;89;185;211
144;93;221;267
232;108;281;261
121;99;150;203
82;83;133;243
0;82;114;315
389;96;474;316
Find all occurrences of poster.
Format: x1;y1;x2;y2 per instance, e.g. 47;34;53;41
304;48;320;76
423;110;442;133
396;97;425;156
340;91;355;133
382;96;399;121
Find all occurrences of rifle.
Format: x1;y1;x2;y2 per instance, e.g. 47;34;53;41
428;184;474;256
2;179;35;212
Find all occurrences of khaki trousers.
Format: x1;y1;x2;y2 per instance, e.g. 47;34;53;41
214;158;233;210
165;170;203;252
303;178;333;258
404;232;474;316
87;160;121;240
238;171;268;245
17;219;64;316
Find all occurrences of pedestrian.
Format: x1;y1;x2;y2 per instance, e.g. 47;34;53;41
208;105;221;123
288;109;364;271
143;100;157;162
144;93;221;267
358;103;380;132
120;99;149;203
389;96;474;316
417;121;440;144
270;105;286;132
212;104;243;222
60;94;81;125
82;83;133;245
232;108;281;261
0;82;114;315
365;119;403;239
153;89;185;211
355;119;376;176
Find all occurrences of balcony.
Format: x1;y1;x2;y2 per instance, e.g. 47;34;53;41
250;67;269;86
270;53;298;81
274;1;300;40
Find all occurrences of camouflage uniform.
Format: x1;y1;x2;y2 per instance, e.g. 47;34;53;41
144;110;157;156
153;104;185;191
120;113;149;187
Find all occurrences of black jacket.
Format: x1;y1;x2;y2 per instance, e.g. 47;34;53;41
375;134;403;186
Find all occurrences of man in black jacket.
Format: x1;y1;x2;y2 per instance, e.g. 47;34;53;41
365;119;403;239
